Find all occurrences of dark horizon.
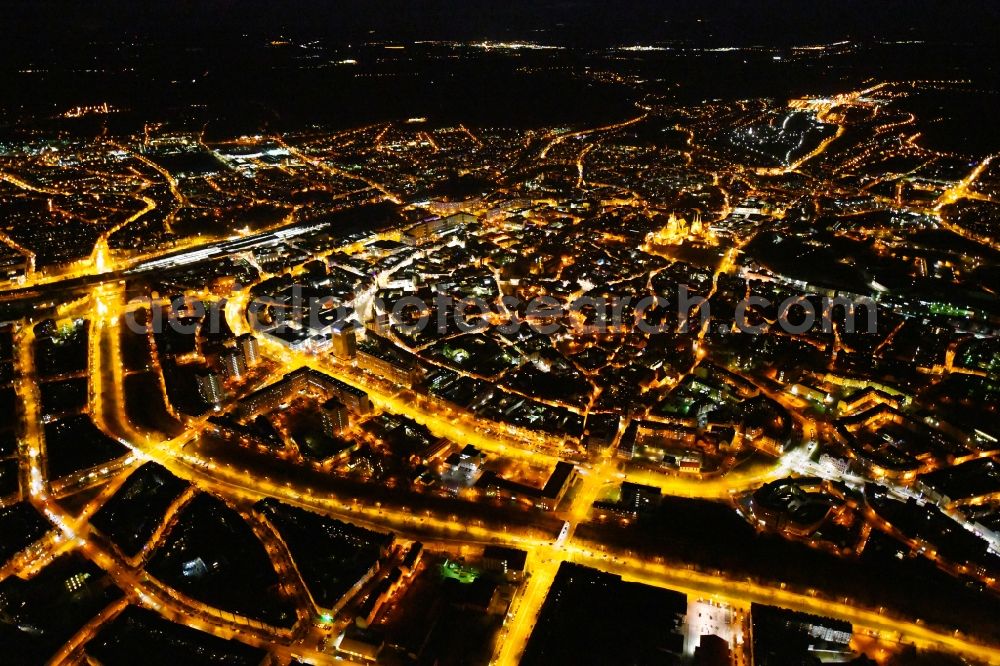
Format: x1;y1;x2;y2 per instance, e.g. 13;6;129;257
1;4;999;666
6;0;1000;48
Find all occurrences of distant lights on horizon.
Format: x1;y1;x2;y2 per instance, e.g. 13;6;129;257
619;39;857;54
472;41;564;51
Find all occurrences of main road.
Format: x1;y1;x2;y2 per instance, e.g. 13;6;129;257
70;283;1000;665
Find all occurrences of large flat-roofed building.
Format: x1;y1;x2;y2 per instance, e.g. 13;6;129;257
321;396;350;436
237;333;260;366
337;626;385;662
750;603;852;665
620;481;662;515
400;541;423;576
0;249;28;280
233;373;297;418
218;348;247;380
195;368;224;405
331;319;358;359
522;562;687;665
356;334;421;388
298;367;373;414
400;212;475;246
261;326;312;351
476;461;577;511
482;545;528;581
234;367;371;420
